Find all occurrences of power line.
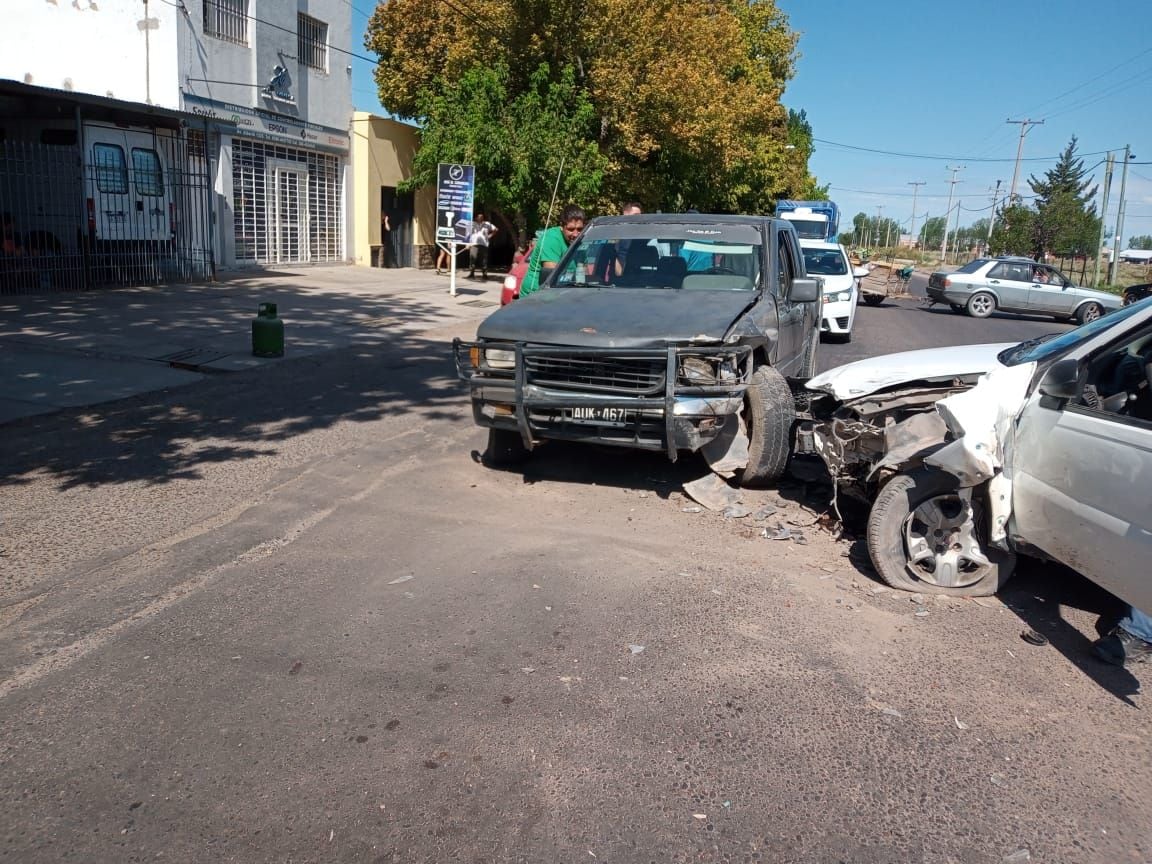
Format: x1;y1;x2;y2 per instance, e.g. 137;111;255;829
813;137;1112;163
1019;46;1152;117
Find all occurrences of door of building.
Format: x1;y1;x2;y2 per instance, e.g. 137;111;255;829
380;186;414;268
273;167;308;263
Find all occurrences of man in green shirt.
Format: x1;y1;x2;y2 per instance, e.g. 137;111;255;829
519;204;586;297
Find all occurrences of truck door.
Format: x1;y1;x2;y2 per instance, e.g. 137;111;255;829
771;228;806;376
84;125;172;245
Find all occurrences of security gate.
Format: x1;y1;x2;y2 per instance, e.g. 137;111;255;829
273;167;307;263
232;138;342;265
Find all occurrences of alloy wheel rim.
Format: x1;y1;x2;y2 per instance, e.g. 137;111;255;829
971;295;993;315
1083;304;1101;321
901;492;993;589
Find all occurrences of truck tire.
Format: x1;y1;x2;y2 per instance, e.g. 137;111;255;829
485;428;529;467
738;366;795;488
867;469;1015;597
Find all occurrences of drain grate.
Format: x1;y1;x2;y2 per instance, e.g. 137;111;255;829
153;347;230;367
458;299;498;308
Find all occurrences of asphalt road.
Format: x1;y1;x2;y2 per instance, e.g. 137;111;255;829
0;299;1147;864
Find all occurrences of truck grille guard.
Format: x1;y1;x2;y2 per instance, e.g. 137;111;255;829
453;340;753;461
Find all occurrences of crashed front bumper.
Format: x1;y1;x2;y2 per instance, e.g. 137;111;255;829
453;341;752;460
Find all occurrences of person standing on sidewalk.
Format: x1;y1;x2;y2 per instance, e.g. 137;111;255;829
1094;606;1152;666
467;212;497;280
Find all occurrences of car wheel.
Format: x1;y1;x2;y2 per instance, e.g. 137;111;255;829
484;428;529;467
966;292;996;318
949;303;965;313
1076;302;1104;324
738;365;795;488
863;294;884;307
867;469;1016;597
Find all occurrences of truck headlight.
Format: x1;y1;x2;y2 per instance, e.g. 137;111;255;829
484;347;515;369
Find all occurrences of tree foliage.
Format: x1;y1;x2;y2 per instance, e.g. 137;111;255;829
365;0;812;226
988;205;1035;257
1127;234;1152;250
918;216;946;249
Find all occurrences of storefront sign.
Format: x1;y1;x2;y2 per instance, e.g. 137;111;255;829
181;93;348;155
435;163;475;244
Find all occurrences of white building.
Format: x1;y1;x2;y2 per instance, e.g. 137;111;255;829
2;0;352;271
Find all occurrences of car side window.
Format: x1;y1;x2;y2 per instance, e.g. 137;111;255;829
988;263;1010;280
776;232;795;297
1075;329;1152;426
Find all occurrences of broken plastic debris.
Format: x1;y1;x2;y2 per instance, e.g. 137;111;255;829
752;505;778;521
520;667;536;674
628;644;645;655
1020;629;1048;646
387;574;414;585
701;414;750;476
762;525;792;541
914;610;931;618
692;813;707;820
880;707;903;718
681;506;703;514
1002;851;1030;863
683;474;741;511
990;773;1007;786
721;504;751;519
954;716;969;730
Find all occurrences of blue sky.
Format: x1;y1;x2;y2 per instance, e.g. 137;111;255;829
350;1;1152;246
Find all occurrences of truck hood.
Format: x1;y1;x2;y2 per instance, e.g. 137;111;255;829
807;342;1016;401
476;287;757;348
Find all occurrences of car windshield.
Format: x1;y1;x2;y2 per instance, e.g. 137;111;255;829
998;302;1146;366
801;247;848;275
554;222;762;291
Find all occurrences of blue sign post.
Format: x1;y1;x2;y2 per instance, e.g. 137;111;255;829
436;163;475;297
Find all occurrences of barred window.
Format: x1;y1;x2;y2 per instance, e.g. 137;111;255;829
204;0;248;46
298;14;328;72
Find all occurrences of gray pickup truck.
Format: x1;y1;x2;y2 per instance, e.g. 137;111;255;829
454;214;822;486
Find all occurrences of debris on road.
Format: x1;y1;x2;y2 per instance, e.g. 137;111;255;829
288;660;303;676
387;574;414;585
879;707;903;718
721;503;751;519
1003;849;1031;863
521;667;536;674
954;716;969;730
628;644;645;655
683;474;741;511
692;813;707;820
1020;629;1049;647
762;524;791;541
681;506;703;514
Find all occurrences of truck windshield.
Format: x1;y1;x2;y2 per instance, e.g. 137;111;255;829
554;223;763;291
783;219;827;240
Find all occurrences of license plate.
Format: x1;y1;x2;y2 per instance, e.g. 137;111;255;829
565;406;636;424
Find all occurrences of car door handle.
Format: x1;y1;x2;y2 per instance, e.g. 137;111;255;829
989;280;999;284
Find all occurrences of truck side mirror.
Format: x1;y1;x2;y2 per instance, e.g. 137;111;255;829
791;277;820;303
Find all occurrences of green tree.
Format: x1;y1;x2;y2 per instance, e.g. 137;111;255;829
1027;137;1100;258
918;216;946;249
1128;235;1152;250
988;204;1035;257
365;0;805;218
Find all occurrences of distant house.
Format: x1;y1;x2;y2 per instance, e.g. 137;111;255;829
1119;249;1152;264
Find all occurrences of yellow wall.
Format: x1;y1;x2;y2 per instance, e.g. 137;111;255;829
350;112;435;267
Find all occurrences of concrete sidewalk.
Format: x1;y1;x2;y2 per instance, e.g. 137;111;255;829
0;265;500;424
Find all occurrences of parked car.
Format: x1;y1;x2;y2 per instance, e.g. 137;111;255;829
1123;282;1152;306
804;299;1152;611
500;236;539;306
800;240;858;342
456;214;823;486
926;256;1122;323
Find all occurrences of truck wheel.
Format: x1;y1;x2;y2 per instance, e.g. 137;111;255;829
485;428;529;467
867;469;1015;597
738;366;795;488
965;292;996;318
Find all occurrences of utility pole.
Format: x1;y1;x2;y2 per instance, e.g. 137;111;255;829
1109;145;1134;285
908;181;925;249
1007;118;1044;201
1093;153;1114;287
986;180;1002;255
874;205;884;248
940;165;964;264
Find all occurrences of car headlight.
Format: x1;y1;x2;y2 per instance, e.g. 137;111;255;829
483;347;515;369
823;289;852;303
